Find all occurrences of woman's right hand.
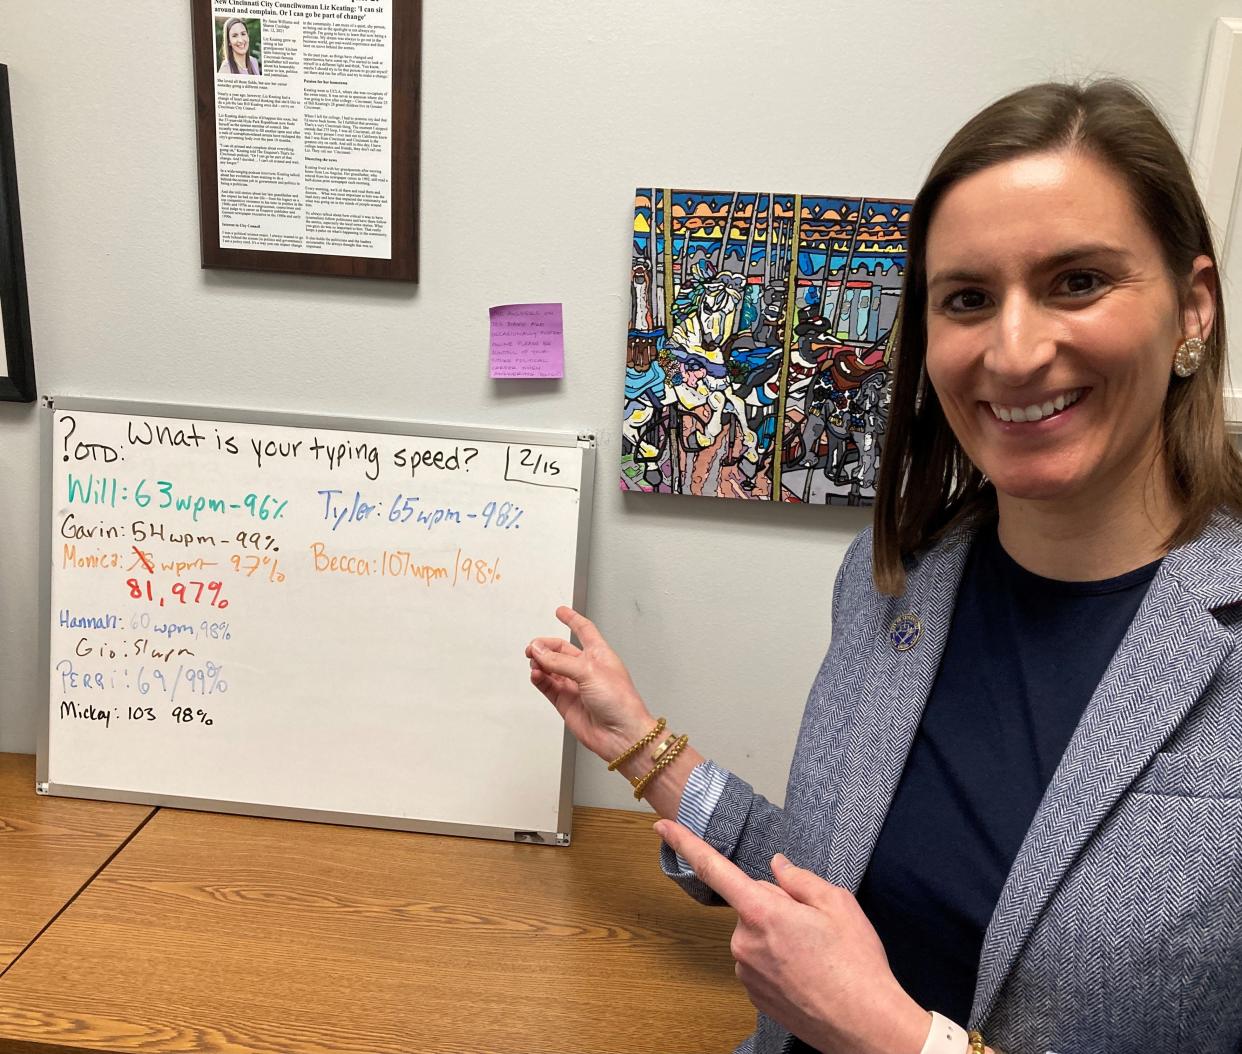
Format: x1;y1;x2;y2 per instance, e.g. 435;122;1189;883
525;606;656;763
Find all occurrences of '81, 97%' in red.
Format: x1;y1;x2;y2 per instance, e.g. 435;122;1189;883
126;578;229;608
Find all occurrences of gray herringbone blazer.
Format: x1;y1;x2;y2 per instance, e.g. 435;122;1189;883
663;512;1242;1054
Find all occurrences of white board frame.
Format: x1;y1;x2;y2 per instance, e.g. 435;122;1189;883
36;395;597;845
1191;15;1242;431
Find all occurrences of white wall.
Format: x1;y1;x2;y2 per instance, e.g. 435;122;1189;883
3;0;1240;811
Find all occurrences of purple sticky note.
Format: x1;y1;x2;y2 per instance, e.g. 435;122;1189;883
489;303;565;379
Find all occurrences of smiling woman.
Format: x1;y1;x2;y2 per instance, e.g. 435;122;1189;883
528;80;1242;1054
876;81;1242;590
923;150;1210;542
217;17;261;77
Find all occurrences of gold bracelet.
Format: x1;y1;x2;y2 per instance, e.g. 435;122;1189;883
631;733;688;799
650;733;678;763
606;717;666;771
967;1031;985;1054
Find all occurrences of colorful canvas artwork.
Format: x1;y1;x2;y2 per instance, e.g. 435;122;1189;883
622;188;911;504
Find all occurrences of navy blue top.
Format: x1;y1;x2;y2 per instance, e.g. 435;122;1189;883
852;525;1161;1026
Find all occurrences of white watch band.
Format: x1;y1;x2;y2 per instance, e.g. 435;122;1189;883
920;1011;970;1054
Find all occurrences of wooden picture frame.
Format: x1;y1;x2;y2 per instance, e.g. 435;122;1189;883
190;0;421;281
0;65;35;402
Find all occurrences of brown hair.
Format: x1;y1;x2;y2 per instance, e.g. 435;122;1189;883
873;79;1242;595
220;18;252;74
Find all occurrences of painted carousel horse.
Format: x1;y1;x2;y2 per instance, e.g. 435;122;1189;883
666;269;760;470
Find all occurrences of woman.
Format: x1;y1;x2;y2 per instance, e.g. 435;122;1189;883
528;80;1242;1054
218;18;260;76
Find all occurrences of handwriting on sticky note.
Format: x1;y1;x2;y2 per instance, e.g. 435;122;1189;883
489;303;564;379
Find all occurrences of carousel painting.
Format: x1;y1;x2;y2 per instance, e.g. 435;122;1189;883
621;188;911;504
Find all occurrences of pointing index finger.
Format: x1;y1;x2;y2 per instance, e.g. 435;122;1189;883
556;605;603;647
654;820;763;911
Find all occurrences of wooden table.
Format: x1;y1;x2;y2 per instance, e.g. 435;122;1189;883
0;755;754;1053
0;753;153;971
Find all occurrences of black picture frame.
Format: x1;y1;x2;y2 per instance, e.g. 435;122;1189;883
0;65;34;402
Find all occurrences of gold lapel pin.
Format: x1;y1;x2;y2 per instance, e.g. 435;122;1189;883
888;612;923;652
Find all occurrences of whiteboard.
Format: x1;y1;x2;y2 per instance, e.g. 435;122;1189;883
37;397;595;844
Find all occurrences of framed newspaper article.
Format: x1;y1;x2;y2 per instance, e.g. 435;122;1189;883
191;0;421;281
0;65;35;402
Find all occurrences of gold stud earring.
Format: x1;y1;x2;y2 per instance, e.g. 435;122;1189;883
1173;337;1206;378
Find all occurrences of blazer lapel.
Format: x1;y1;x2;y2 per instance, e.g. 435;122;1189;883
972;519;1242;1026
821;525;974;890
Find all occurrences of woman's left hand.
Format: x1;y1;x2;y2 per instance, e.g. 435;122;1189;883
654;819;930;1054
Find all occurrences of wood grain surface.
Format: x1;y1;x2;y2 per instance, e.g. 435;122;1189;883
0;802;754;1053
0;754;154;971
